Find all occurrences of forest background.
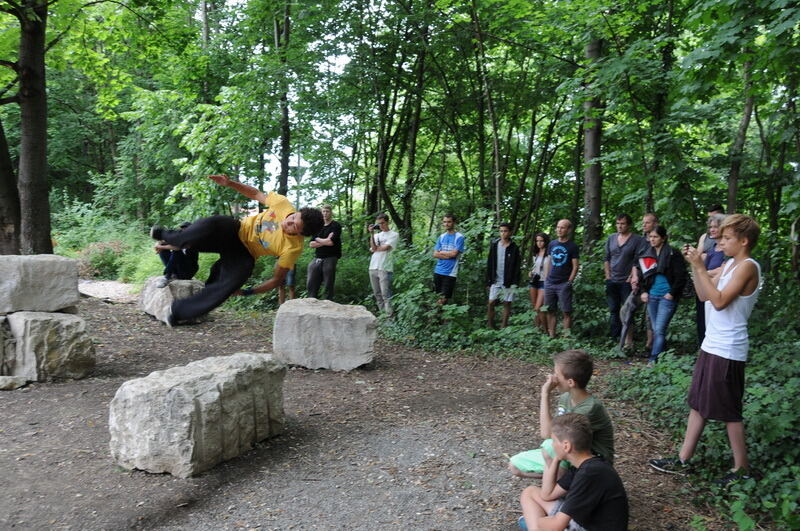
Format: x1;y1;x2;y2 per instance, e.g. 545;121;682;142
1;0;799;529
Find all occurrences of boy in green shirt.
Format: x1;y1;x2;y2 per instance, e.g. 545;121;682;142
509;349;614;478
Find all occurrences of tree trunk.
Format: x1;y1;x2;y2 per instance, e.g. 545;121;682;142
18;1;52;254
0;118;20;254
274;4;291;196
582;39;603;251
727;59;754;214
470;0;502;222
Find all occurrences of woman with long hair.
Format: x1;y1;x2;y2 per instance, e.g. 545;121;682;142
528;232;551;332
640;225;687;362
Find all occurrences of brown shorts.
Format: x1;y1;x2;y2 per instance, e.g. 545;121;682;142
687;350;745;422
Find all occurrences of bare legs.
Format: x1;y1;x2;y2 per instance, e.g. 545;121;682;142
679;408;749;471
488;300;511;329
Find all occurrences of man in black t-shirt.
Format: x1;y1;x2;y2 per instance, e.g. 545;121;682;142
306;204;342;300
519;413;628;531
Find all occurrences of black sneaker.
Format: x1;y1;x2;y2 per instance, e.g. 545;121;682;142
150;225;164;240
713;469;752;486
649;457;691;475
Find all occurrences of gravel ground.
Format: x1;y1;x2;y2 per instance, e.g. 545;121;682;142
0;282;726;530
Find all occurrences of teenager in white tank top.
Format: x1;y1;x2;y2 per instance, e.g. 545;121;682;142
701;258;762;362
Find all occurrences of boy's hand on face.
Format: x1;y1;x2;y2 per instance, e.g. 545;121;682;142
541;374;558;393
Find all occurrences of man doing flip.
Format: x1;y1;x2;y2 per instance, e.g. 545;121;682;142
151;174;323;325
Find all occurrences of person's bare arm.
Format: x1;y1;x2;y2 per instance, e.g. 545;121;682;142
568;258;579;283
539;374;557;439
238;264;289;295
603;261;611;281
685;247;757;309
434;249;459;259
540;455;568;502
209;174;267;204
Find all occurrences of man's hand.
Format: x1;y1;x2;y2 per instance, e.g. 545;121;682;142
208;174;231;187
310;240;322;248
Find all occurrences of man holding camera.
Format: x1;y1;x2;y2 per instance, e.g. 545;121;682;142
367;213;399;317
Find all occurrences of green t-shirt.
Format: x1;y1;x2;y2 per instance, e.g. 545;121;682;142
556;392;615;464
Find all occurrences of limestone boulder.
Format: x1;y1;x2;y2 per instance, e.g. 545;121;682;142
139;277;206;324
4;312;96;381
109;353;286;478
0;255;80;313
0;376;27;390
272;298;377;371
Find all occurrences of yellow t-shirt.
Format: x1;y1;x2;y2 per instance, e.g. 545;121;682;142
237;192;303;268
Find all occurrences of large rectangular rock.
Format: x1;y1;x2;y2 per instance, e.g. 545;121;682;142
139;276;206;324
273;299;377;371
109;353;286;478
4;312;96;381
0;255;80;313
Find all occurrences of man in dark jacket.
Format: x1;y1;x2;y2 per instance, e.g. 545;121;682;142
486;223;521;329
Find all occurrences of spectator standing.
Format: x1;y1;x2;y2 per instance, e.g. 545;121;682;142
603;214;643;348
639;225;687;362
528;232;551;333
432;214;465;305
486;223;521;329
635;212;660;351
306;204;342;300
650;215;761;485
544;219;580;338
695;211;727;344
367;214;399;317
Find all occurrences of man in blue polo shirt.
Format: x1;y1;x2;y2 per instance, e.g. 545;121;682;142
432;214;466;305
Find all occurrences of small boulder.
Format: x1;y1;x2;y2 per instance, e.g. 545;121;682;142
0;255;80;313
0;375;27;390
272;298;377;371
109;352;286;478
4;312;96;381
139;277;206;324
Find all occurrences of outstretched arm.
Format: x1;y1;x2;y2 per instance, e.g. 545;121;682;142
238;263;290;295
209;174;267;204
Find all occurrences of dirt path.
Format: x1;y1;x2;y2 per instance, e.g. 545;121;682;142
0;286;724;530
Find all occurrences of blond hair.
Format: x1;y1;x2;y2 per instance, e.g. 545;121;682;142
720;214;760;250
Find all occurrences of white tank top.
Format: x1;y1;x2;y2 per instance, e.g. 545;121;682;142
701;258;761;361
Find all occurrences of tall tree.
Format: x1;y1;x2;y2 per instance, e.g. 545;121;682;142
0;0;52;254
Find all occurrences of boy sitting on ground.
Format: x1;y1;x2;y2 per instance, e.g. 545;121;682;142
518;413;629;531
509;349;614;478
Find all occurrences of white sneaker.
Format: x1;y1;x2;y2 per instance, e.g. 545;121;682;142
155;276;170;288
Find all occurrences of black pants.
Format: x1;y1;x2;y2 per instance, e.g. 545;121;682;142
161;216;255;321
306;256;338;299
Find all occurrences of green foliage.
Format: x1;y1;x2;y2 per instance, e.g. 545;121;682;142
77;241;127;279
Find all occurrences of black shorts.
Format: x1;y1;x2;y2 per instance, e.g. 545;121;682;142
687;350;745;422
433;273;457;299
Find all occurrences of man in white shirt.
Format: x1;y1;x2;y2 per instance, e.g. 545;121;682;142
367;213;399;317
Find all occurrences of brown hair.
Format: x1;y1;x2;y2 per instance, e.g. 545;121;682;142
554;349;594;389
720;214;760;250
552;413;592;453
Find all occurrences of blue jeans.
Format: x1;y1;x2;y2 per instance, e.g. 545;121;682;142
648;295;677;361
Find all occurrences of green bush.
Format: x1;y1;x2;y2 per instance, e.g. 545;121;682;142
77;241;127;279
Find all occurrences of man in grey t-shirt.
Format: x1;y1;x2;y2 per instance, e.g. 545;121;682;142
603;213;643;348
